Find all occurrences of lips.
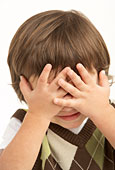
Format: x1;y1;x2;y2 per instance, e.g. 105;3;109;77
57;112;81;121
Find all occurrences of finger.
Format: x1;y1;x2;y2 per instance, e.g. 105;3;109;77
99;70;109;87
58;78;81;98
67;69;87;91
53;98;73;107
57;88;67;98
50;67;71;90
76;63;94;85
37;64;52;85
19;76;32;99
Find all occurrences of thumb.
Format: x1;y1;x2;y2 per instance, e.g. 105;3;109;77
98;70;109;87
19;76;32;99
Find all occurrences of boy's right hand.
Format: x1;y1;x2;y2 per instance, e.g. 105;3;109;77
19;64;70;121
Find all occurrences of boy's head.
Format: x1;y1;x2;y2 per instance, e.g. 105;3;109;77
7;10;110;102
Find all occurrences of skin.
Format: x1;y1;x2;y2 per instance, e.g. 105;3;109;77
0;65;71;170
29;65;98;129
53;63;115;148
0;64;114;170
53;63;110;118
51;67;98;129
20;64;70;121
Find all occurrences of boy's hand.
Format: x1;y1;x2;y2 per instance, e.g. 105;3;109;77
53;64;110;118
19;64;70;121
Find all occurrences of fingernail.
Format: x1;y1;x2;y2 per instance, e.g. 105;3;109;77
77;63;82;68
47;63;52;68
102;70;105;75
54;98;58;103
45;64;52;70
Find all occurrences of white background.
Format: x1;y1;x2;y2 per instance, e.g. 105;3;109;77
0;0;115;140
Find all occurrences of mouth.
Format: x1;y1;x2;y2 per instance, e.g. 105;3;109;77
57;112;81;121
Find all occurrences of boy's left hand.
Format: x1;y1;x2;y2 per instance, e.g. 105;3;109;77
53;63;110;118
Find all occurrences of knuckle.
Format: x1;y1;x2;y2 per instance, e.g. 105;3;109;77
71;73;76;79
62;82;66;87
39;77;45;83
76;81;82;87
70;88;75;94
61;82;67;89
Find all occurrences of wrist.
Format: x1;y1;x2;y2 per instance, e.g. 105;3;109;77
89;103;115;148
25;111;51;128
89;103;114;123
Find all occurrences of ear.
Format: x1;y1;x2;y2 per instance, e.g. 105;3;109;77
19;76;32;99
29;76;37;90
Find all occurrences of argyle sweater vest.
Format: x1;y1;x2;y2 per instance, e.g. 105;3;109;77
12;109;115;170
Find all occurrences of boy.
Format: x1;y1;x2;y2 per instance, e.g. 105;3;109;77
0;10;115;170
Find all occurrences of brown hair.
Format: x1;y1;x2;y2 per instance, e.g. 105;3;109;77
7;10;110;102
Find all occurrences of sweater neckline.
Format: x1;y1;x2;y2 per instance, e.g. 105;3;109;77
69;117;88;134
49;119;96;148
